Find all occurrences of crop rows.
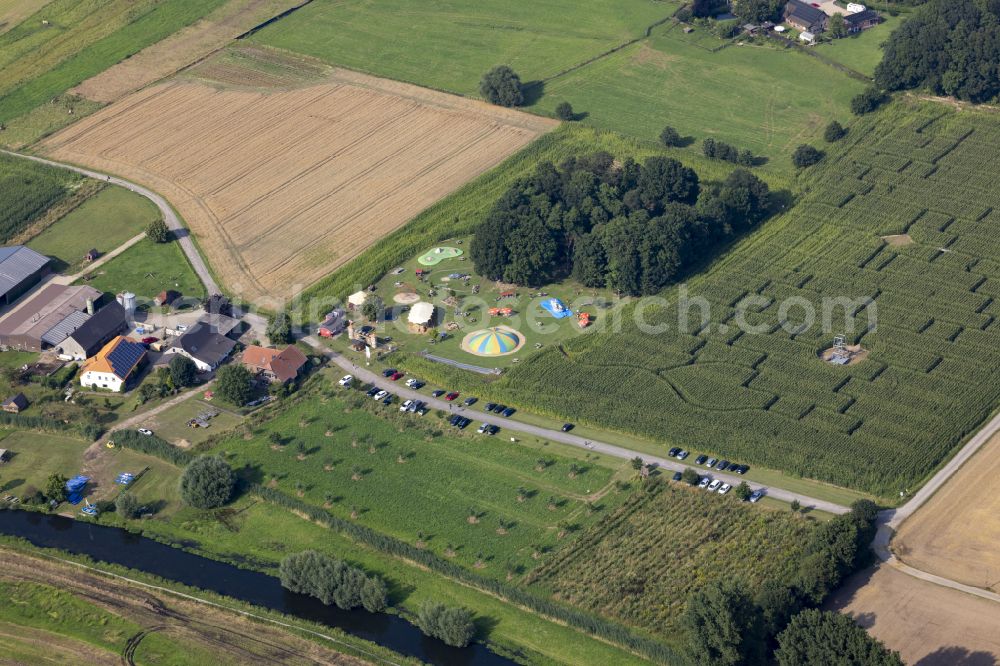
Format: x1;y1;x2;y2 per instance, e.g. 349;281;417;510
0;153;76;241
494;103;1000;496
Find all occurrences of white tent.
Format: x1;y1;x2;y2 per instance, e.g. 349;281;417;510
348;291;368;308
407;302;435;326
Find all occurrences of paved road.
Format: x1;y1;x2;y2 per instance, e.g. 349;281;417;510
302;337;851;515
17;150;1000;604
1;150;221;296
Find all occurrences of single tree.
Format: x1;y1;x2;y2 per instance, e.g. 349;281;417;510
178;455;236;509
45;473;68;503
215;364;253;406
360;295;384;323
850;87;887;115
790;499;801;512
828;13;847;38
145;218;170;243
116;491;139;518
555;101;575;121
682;467;701;485
792;144;824;168
735;481;753;501
415;601;476;647
659;125;682;147
823;120;846;142
479;65;523;107
169;354;197;387
775;609;903;666
267;310;293;344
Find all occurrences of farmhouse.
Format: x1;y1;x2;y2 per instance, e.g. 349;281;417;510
241;344;308;384
2;393;28;413
407;302;435;334
784;0;828;32
55;302;130;361
80;336;147;392
844;9;881;31
0;245;51;307
0;284;102;352
168;321;237;372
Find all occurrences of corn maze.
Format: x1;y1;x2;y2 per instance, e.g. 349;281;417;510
499;101;1000;497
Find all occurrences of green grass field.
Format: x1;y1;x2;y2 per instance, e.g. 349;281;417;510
26;185;159;272
814;15;899;77
77;237;206;302
0;0;226;141
250;0;679;95
200;376;630;578
528;480;814;639
470;100;1000;498
141;397;244;448
0;430;87;496
0;151;77;240
532;25;864;175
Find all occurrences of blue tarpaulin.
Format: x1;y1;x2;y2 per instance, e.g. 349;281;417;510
66;475;89;505
541;298;573;319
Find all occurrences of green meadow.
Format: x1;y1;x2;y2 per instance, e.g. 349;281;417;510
78;237;206;302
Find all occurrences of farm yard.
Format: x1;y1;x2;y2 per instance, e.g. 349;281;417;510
454;100;1000;499
528;481;813;639
0;0;227;145
248;0;681;96
41;48;557;304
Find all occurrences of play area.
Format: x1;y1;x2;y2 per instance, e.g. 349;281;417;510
461;326;525;357
418;246;463;266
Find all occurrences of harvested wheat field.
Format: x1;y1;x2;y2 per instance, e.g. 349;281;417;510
0;0;51;35
893;432;1000;591
829;565;1000;665
44;51;556;303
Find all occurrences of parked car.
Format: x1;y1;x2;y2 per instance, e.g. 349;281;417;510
477;422;491;434
707;479;722;492
399;399;413;412
734;464;749;475
449;415;462;426
698;477;711;489
485;402;497;412
695;455;708;465
676;450;689;460
464;397;478;406
705;457;717;467
390;371;404;381
445;392;460;401
141;336;158;345
408;400;423;413
561;423;574;432
431;389;446;397
338;374;353;387
672;471;683;482
137;428;153;436
718;483;732;495
373;390;388;401
366;387;380;397
455;417;471;429
501;407;516;417
487;424;499;435
668;447;681;457
716;460;730;471
382;394;393;405
749;489;765;503
382;368;396;378
492;404;507;413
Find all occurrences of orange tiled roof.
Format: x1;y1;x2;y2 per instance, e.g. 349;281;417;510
82;336;146;380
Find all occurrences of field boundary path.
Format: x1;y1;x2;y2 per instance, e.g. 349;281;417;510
0;150;221;296
52;232;146;285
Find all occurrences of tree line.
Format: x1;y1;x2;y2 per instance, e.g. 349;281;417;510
875;0;1000;103
469;152;771;295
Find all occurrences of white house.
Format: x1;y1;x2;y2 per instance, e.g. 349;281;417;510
79;336;146;393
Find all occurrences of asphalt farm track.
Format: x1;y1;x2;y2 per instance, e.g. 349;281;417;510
10;150;1000;608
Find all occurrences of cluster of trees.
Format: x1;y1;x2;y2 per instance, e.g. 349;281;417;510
145;219;170;243
874;0;1000;103
279;550;387;612
469;152;771;295
139;355;198;403
178;455;236;509
730;0;785;23
824;120;847;143
267;311;293;344
851;87;889;115
415;601;477;648
703;138;757;166
683;500;894;664
215;363;253;406
480;65;523;107
791;144;823;168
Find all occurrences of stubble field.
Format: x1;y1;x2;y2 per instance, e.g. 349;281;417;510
42;51;556;303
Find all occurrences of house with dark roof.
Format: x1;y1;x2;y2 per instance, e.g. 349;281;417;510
242;345;308;384
168;322;237;372
2;393;28;413
784;0;828;32
57;302;129;361
80;336;147;392
0;246;50;307
844;9;880;32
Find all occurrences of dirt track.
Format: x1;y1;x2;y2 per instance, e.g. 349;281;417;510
829;564;1000;665
0;547;367;665
894;433;1000;591
43;55;556;305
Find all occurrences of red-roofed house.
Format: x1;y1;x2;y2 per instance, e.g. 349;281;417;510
241;344;308;384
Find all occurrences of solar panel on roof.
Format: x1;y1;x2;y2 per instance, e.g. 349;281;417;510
107;339;145;378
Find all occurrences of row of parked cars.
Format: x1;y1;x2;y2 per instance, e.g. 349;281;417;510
667;447;750;475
